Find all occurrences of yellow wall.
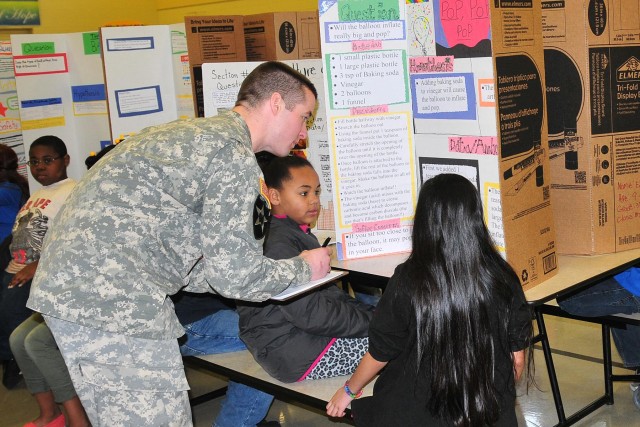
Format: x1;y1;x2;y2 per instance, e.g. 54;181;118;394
16;0;158;34
0;1;319;36
156;0;319;24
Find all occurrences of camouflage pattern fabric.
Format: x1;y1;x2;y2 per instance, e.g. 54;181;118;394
27;110;311;341
46;316;191;426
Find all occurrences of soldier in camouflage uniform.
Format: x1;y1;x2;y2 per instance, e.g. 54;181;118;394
26;62;331;426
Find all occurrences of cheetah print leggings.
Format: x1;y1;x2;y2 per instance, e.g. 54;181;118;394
303;337;368;380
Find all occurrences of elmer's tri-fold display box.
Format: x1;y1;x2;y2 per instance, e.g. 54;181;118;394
542;0;640;254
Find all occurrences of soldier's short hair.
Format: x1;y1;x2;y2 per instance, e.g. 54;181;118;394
235;61;317;111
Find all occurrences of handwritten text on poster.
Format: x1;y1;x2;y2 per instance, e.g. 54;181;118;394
327;50;408;109
13;54;68;76
411;73;476;119
332;113;415;226
325;20;405;42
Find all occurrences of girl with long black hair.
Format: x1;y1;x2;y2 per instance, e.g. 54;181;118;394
327;173;532;426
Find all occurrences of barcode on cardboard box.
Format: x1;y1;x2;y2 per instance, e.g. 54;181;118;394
542;252;557;274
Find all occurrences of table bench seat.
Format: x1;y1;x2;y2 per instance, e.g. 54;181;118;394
185;350;374;421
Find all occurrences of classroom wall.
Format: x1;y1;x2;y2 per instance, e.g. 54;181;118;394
156;0;318;23
33;0;158;34
2;1;317;36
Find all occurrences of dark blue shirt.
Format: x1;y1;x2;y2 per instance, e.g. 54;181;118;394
0;182;23;242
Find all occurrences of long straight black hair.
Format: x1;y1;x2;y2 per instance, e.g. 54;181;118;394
404;173;520;426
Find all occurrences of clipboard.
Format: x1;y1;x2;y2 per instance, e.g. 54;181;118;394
270;270;348;301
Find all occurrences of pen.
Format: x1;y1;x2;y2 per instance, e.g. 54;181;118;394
322;237;331;247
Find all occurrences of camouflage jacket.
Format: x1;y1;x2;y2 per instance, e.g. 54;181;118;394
27;111;311;340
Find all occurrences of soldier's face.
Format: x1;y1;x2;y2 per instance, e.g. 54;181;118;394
271;88;316;157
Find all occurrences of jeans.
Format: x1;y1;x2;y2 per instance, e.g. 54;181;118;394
179;309;274;427
557;276;640;367
351;284;382;307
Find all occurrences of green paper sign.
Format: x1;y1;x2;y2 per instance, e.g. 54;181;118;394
83;32;101;55
337;0;400;21
21;42;54;55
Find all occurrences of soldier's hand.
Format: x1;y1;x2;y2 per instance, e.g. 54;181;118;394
300;247;332;280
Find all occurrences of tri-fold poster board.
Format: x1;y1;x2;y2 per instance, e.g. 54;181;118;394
100;23;195;141
314;0;558;290
10;32;111;187
8;25;194;189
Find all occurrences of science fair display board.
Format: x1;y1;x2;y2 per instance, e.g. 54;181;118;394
11;32;111;188
0;41;27;179
542;0;640;255
169;23;196;121
318;0;558;290
10;25;193;189
101;25;196;142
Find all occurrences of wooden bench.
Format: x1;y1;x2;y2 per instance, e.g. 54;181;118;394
184;350;375;422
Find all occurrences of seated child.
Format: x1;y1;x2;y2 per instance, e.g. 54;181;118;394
1;136;76;384
6;136;89;427
238;155;374;383
0;144;29;243
326;174;532;426
557;270;640;393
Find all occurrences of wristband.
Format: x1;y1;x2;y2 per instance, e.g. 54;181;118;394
344;381;363;399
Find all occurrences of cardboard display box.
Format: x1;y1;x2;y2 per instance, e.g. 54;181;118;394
244;12;298;61
418;1;559;290
423;1;559;290
542;0;640;254
486;1;559;288
184;15;246;117
296;11;321;59
244;11;321;61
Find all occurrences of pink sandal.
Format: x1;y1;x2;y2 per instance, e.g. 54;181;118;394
23;413;66;427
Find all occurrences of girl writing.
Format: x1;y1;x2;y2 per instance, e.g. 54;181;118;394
238;155;374;383
326;173;532;426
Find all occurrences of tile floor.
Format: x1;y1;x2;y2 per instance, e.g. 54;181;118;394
1;315;639;427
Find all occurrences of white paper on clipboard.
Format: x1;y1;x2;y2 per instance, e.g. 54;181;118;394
270;270;348;301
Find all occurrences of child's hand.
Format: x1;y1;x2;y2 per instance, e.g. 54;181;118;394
326;387;352;418
300;247;331;280
8;262;37;288
512;349;525;381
